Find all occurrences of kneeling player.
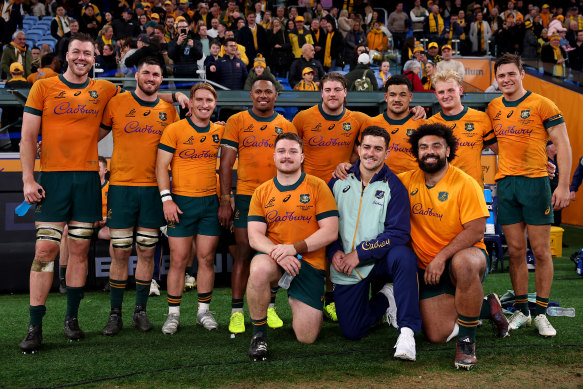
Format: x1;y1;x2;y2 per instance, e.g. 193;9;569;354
398;124;509;370
246;133;339;360
100;57;178;335
328;126;421;360
156;83;225;333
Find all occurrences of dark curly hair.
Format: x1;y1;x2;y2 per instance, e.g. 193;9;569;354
408;123;457;162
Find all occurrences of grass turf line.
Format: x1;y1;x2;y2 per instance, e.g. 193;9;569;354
0;226;582;388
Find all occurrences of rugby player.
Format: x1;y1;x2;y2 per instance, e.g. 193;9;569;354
487;54;572;337
246;133;339;360
363;75;426;175
219;75;296;335
99;56;178;336
291;72;369;321
398;123;508;370
328;126;421;361
156;83;225;334
425;69;498;185
18;33;189;353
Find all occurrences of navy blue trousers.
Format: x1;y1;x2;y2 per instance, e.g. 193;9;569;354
334;245;421;340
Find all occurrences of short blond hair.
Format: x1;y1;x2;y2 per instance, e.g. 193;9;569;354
431;69;463;88
190;83;217;100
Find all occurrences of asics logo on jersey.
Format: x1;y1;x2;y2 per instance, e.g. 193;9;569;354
178;149;218;159
342;186;350;193
126;108;136;117
449;123;457;130
183;136;194;145
391;128;399;134
144;110;151;116
200;136;207;142
507;110;514;118
260;125;268;131
55;91;66;99
328;124;335;130
54;102;99;116
410;188;418;196
411;203;443;221
242;136;274;148
307;135;351;147
124;121;162;135
545;206;551;215
74;91;82;96
283;194;291;202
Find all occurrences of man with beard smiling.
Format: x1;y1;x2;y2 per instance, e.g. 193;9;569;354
18;33;189;353
219;76;296;336
98;56;178;336
398;123;504;370
246;132;338;360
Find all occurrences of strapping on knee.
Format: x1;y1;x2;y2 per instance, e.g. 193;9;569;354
31;259;55;272
136;230;158;250
110;230;134;250
68;222;94;241
36;224;64;246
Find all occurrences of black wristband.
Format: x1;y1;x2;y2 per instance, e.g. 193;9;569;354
172;92;177;103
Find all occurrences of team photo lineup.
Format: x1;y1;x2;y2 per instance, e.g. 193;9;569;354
16;25;575;372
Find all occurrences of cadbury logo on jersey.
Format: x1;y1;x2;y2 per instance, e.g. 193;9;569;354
265;210;313;224
178;149;218;159
493;123;533;137
389;142;412;155
242;136;274;148
411;203;443;221
124;121;162;135
307;135;351;147
54;102;99;117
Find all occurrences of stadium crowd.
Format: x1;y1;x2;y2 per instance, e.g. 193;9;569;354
4;0;580;374
3;0;583;90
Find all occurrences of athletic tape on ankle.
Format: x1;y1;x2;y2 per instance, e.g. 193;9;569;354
136;230;159;249
68;223;94;241
110;230;133;250
36;224;64;245
31;259;55;272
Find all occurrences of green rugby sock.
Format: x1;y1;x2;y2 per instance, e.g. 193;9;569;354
109;278;126;309
135;279;151;308
232;298;244;309
251;317;267;336
270;287;278;305
66;286;84;317
535;296;549;316
514;294;530;316
29;305;46;326
457;314;479;341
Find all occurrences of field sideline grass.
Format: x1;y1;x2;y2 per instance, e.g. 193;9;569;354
1;226;582;388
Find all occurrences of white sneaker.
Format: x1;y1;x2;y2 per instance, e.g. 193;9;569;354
508;311;531;330
534;314;556;337
149;279;160;296
184;274;196;290
197;310;219;330
380;284;398;329
161;313;180;334
394;328;416;361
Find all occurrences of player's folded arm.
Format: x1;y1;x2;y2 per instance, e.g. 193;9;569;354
247;219;274;254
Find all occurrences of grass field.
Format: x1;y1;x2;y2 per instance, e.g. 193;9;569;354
1;226;582;388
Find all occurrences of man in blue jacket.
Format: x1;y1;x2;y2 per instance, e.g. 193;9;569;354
216;38;248;90
328;126;421;361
